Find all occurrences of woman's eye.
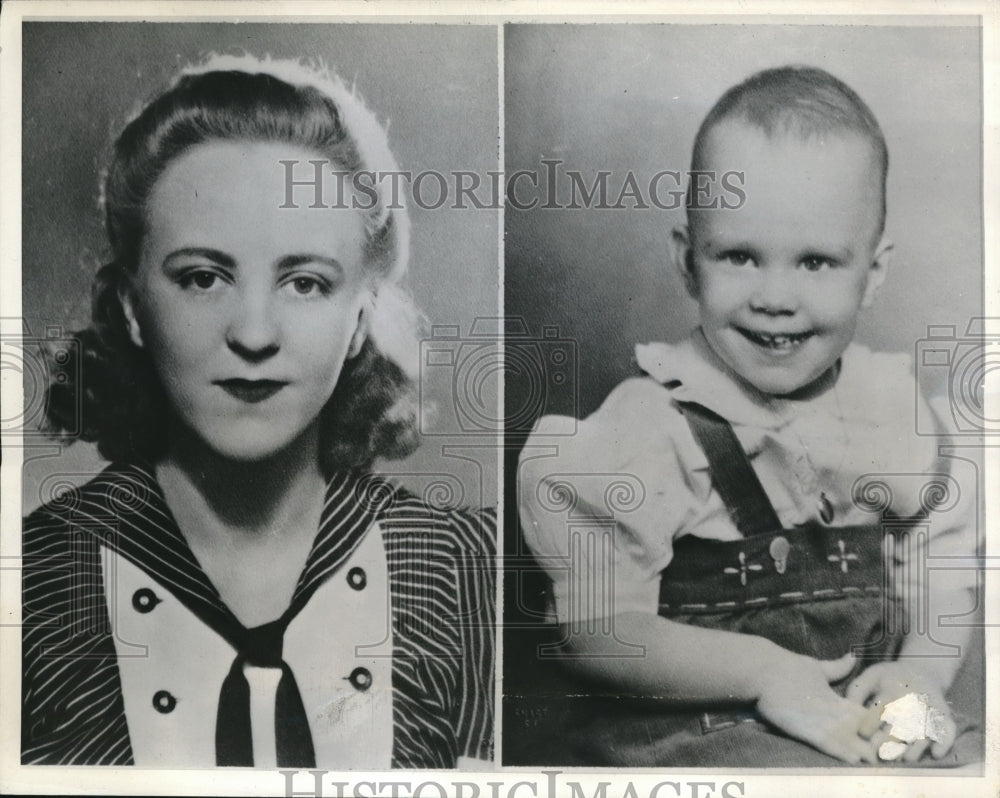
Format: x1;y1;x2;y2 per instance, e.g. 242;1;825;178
800;256;834;272
285;275;330;297
178;269;224;291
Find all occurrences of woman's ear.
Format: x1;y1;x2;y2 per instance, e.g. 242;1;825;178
671;225;699;299
347;302;370;359
118;280;145;348
861;234;893;308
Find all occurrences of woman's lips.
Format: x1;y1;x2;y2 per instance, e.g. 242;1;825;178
215;379;287;403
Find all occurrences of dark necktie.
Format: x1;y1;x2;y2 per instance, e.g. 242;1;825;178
215;617;316;767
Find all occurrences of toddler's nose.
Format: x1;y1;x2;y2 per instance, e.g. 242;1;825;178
749;269;799;315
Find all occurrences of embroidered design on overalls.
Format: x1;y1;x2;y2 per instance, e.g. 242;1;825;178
768;536;791;574
723;551;763;586
827;539;859;573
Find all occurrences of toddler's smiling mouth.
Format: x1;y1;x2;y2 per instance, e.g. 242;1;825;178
737;327;815;352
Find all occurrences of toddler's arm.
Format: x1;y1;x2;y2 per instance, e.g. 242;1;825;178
896;581;974;690
845;419;980;762
846;582;974;762
562;611;880;764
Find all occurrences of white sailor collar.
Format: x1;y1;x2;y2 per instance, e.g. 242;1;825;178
77;463;398;768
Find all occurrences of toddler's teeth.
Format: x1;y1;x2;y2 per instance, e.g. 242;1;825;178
740;328;810;351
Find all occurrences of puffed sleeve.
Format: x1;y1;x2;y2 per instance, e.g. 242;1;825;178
518;378;707;626
875;389;982;659
448;505;496;763
902;393;982;598
850;352;981;603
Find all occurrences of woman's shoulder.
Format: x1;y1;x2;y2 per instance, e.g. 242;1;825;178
21;465;150;633
357;476;496;623
355;473;496;557
24;463;158;532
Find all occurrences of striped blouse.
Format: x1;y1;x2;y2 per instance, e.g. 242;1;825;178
22;463;495;768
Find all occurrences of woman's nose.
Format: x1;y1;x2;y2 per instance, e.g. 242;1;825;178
225;287;280;361
749;268;799;315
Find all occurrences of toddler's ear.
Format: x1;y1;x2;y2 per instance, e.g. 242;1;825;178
671;225;699;299
119;280;144;349
861;235;893;308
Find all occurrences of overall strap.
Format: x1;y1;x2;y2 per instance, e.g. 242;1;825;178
678;401;782;537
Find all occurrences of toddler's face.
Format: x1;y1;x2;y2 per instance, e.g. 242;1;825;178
675;122;891;397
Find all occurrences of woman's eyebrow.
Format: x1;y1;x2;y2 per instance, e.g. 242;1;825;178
162;247;235;268
160;249;345;272
276;254;345;273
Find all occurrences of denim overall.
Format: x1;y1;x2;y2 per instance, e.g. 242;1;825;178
568;402;978;768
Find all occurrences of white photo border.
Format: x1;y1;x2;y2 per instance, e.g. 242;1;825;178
1;2;996;797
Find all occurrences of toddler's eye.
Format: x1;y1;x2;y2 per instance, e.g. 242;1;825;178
721;251;754;267
800;255;834;272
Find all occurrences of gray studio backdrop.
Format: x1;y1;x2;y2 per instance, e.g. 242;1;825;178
21;22;500;514
505;22;983;423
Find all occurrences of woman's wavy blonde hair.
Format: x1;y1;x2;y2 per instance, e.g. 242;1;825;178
46;54;423;471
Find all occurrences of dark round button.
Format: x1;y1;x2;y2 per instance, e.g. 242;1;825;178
152;690;177;713
818;492;835;525
347;567;367;591
132;588;161;614
348;667;373;692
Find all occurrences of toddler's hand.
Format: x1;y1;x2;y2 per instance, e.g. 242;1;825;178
847;662;957;762
755;652;878;764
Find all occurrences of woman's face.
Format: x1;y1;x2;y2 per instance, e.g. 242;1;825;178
123;140;371;462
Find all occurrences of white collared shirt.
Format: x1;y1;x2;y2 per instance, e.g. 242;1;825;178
519;331;977;624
